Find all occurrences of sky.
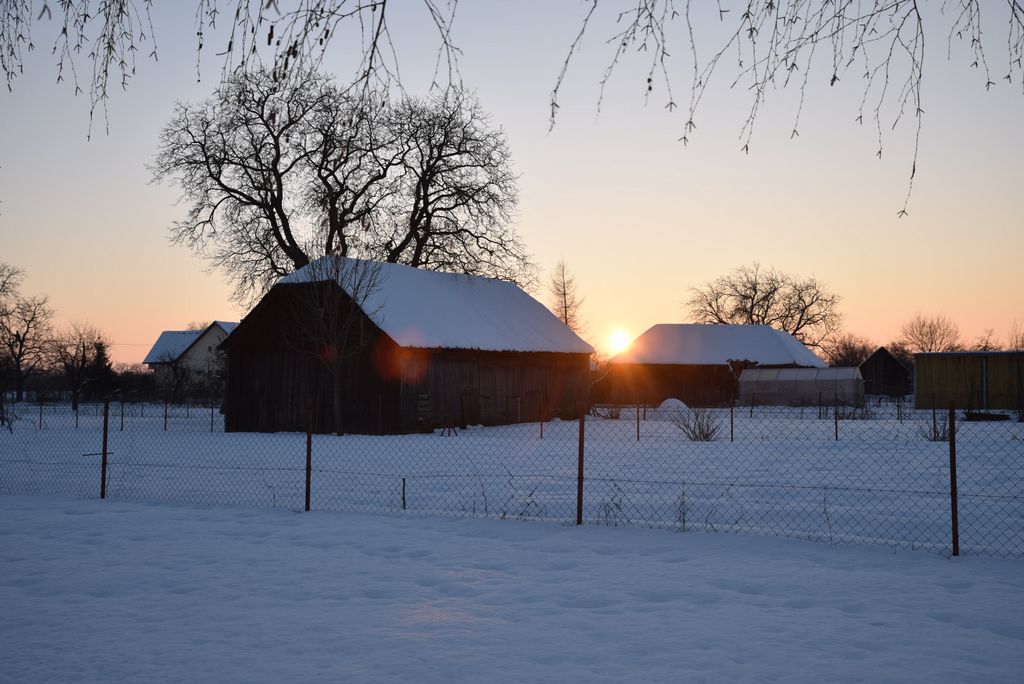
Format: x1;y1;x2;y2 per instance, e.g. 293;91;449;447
1;1;1022;364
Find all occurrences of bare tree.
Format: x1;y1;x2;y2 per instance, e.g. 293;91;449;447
155;352;195;404
283;255;384;434
822;332;874;367
2;1;461;134
0;294;55;401
54;323;109;411
186;320;213;331
152;70;328;301
0;261;24;428
553;1;1024;214
380;90;531;284
8;3;1021;208
0;262;23;301
154;71;530;302
1010;319;1024;351
897;313;962;353
549;259;584;334
687;263;842;348
970;328;1003;351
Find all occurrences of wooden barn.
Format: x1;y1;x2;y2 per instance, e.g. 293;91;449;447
591;324;826;407
220;258;594;434
914;351;1024;411
858;346;913;397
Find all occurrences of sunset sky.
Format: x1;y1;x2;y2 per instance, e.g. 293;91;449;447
1;1;1021;364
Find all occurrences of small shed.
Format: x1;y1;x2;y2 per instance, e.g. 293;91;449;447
914;351;1024;410
858;346;913;397
592;324;826;407
221;257;594;434
739;367;865;407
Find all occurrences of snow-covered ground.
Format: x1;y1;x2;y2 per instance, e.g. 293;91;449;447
2;402;1022;557
1;495;1022;683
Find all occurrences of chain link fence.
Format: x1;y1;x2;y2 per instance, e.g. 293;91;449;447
1;398;1021;558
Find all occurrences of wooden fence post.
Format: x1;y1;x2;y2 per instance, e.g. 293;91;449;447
948;405;960;557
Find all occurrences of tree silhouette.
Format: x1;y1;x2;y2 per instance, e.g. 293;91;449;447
153;71;529;302
549;259;584;334
687;263;842;349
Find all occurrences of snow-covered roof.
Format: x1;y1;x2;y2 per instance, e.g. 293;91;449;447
278;257;594;355
144;331;203;364
144;321;240;364
611;324;826;368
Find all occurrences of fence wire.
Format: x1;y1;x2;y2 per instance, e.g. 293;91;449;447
1;398;1021;558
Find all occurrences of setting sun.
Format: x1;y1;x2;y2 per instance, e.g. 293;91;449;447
606;328;633;356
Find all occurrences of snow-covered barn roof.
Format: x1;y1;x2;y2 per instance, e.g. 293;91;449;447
610;324;826;368
144;321;239;364
278;257;594;355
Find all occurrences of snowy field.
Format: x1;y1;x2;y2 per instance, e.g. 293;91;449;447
1;402;1022;557
1;495;1022;683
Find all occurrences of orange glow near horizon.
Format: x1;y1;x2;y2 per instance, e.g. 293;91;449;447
606;329;632;357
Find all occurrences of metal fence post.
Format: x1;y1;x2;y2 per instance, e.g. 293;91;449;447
576;410;585;526
305;401;314;512
636;404;641;441
948;405;960;557
402;477;407;510
210;403;215;432
100;400;109;499
163;401;168;431
38;402;42;430
120;399;124;432
730;401;735;442
834;392;839;441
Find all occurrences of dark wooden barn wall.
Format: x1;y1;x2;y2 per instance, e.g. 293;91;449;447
859;347;912;397
591;364;739;408
395;350;589;430
222;283;591;434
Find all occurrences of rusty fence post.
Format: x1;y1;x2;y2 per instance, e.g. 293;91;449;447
948;405;960;557
576;409;586;526
100;400;109;499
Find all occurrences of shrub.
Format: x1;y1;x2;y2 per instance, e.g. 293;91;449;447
674;408;723;441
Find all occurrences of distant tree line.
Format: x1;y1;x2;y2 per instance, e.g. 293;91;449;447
683;262;1023;369
0;261;231;420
